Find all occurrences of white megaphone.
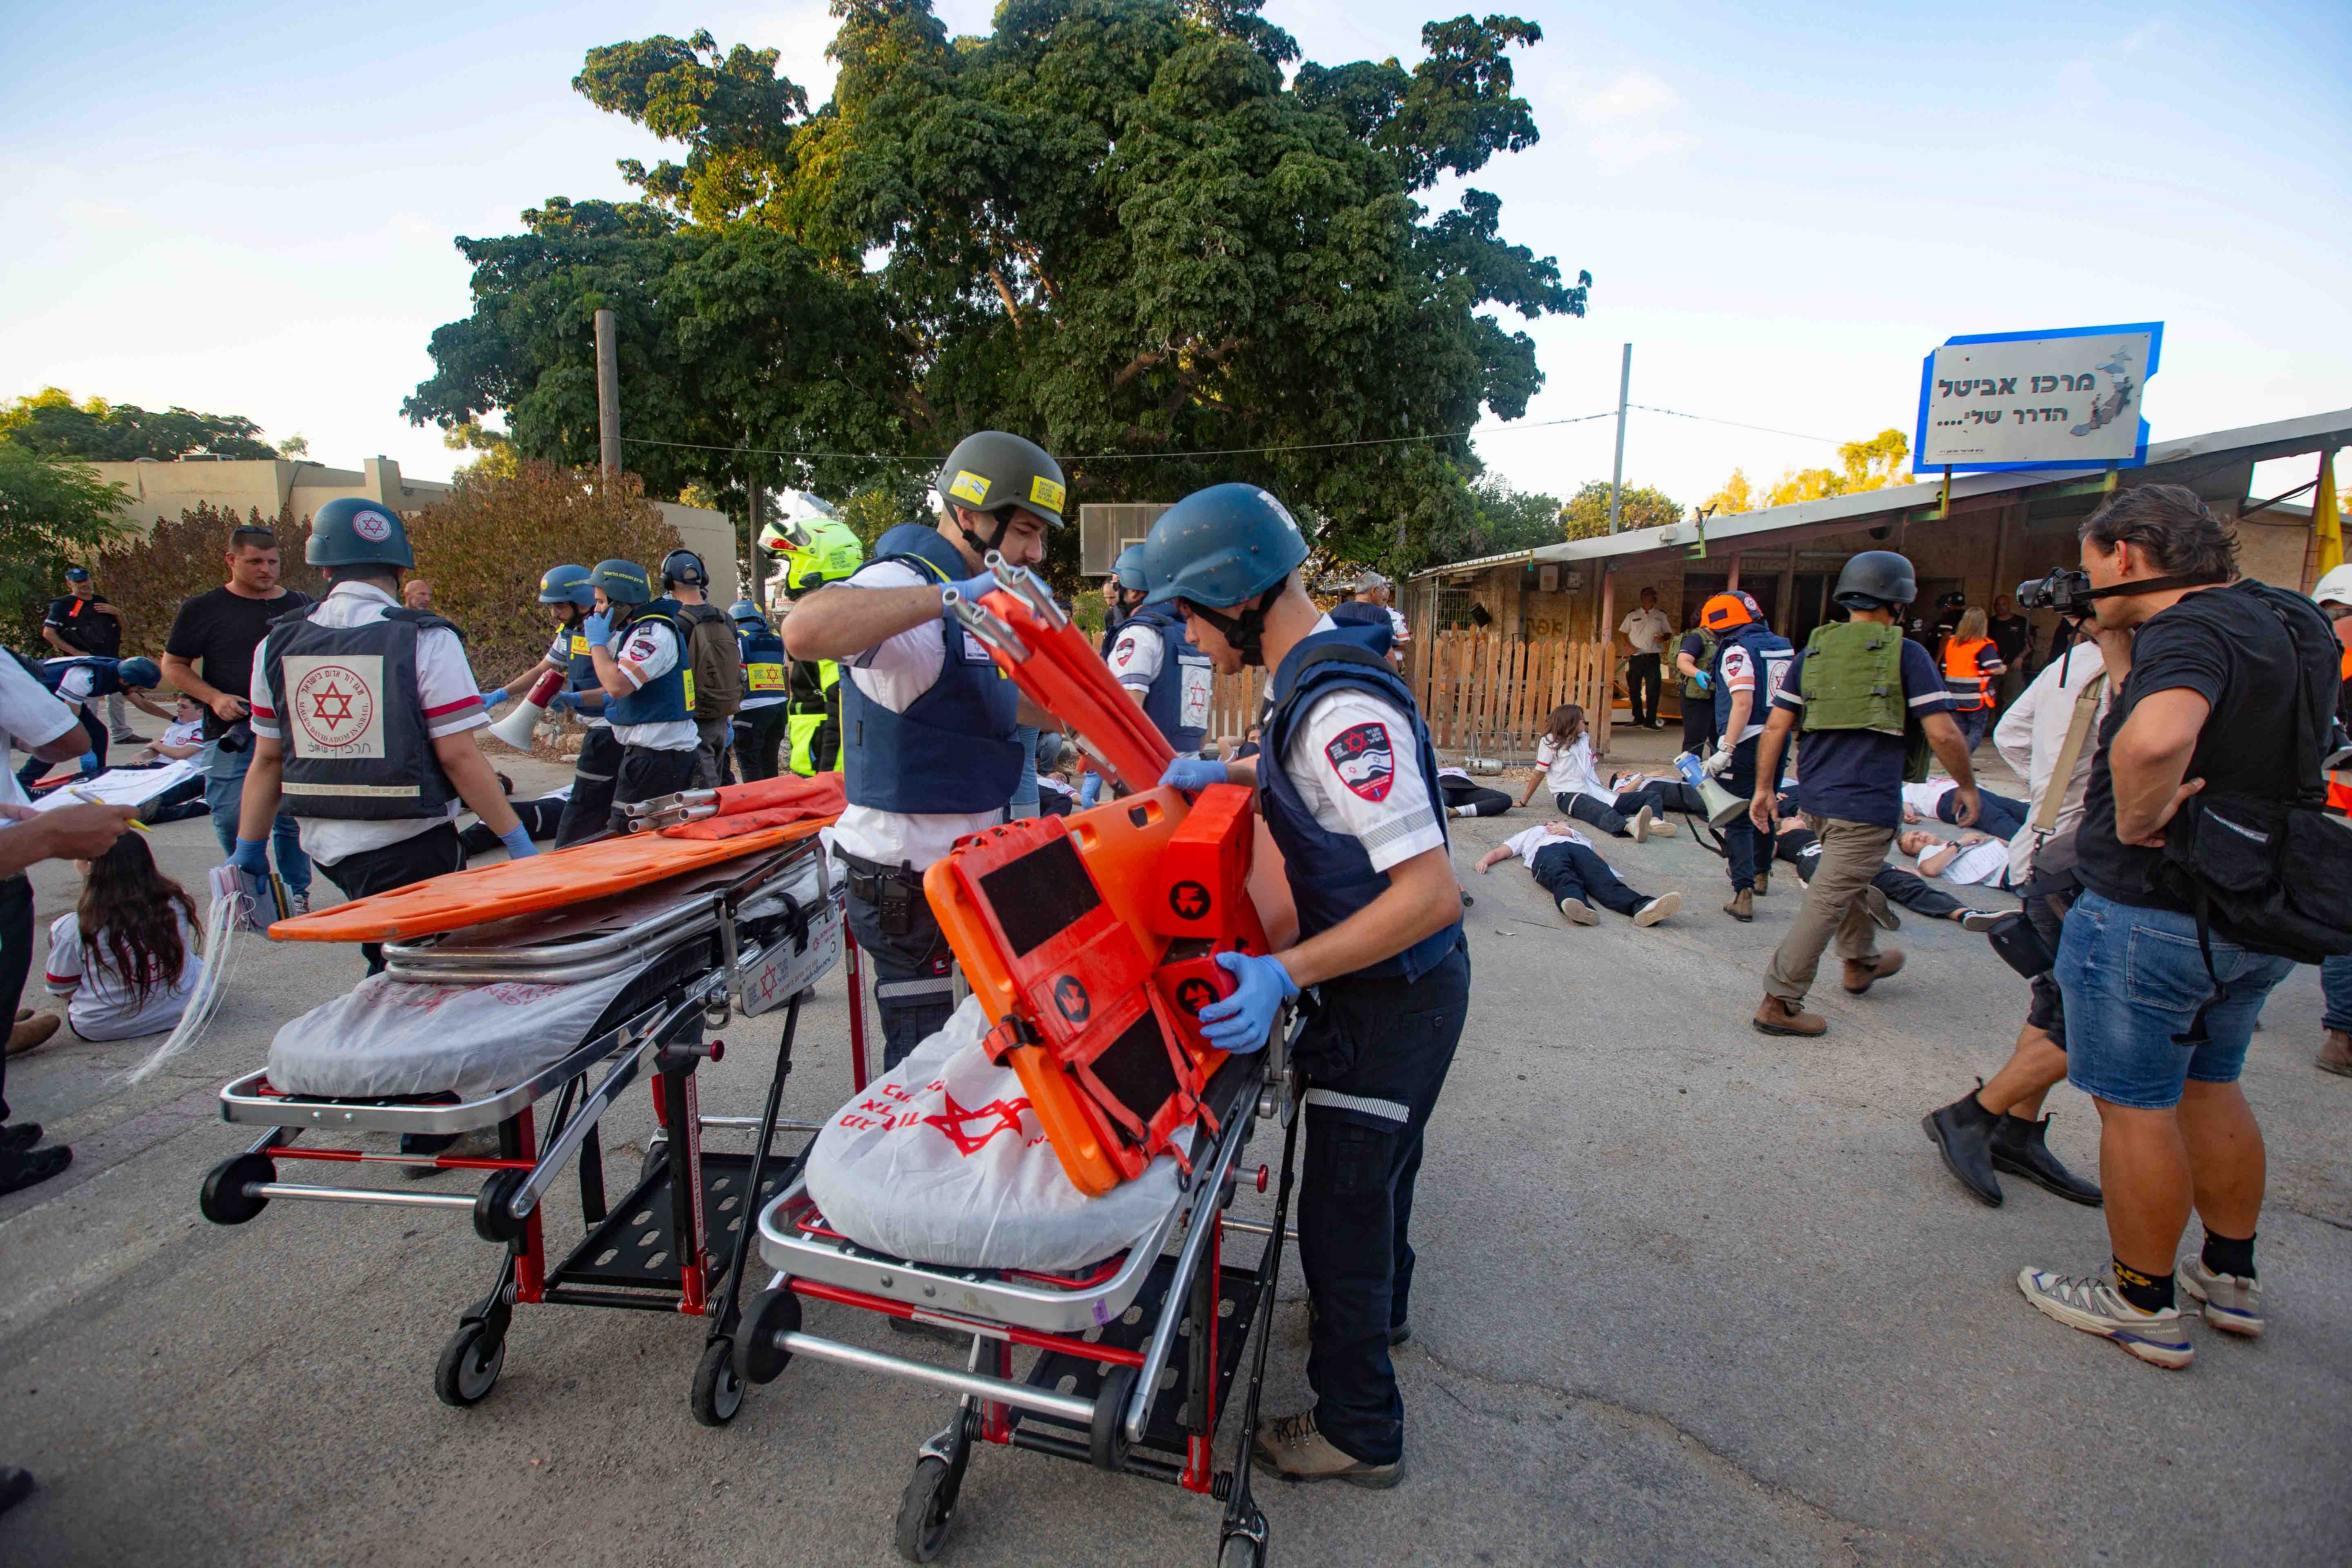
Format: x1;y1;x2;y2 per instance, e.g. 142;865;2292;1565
1677;749;1753;829
488;668;565;752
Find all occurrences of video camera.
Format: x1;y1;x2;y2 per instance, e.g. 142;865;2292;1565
2015;569;2096;617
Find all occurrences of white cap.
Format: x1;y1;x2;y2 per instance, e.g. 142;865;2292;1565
2313;563;2352;608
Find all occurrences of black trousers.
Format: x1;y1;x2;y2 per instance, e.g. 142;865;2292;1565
0;876;31;1124
1680;692;1717;756
609;745;699;835
15;706;105;794
1528;841;1645;915
1298;942;1470;1466
458;795;566;858
555;728;624;848
1720;740;1785;894
1626;653;1662;725
734;704;789;783
1438;778;1512;817
1780;835;1968;921
317;823;467;975
842;880;957;1072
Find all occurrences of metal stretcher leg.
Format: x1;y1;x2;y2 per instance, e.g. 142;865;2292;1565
1217;1098;1301;1568
692;993;802;1428
894;1338;987;1563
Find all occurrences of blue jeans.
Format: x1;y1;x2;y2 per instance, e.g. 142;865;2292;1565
204;745;311;893
2323;955;2352;1034
1078;771;1103;808
2056;889;2295;1109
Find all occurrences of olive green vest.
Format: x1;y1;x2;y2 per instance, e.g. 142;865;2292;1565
1681;629;1717;698
1797;621;1907;735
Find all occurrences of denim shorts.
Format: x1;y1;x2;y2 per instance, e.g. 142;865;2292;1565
2056;888;2295;1109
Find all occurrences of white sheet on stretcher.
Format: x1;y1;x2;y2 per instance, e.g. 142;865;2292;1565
267;958;655;1102
803;997;1188;1273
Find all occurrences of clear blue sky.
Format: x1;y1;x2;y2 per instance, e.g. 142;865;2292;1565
5;0;2346;509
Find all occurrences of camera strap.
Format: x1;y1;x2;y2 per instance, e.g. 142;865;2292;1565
2031;656;2107;835
2075;570;2227;604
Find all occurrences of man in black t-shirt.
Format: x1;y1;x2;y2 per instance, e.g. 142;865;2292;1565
160;522;314;910
2020;485;2321;1372
1986;595;2032;706
41;567;132;743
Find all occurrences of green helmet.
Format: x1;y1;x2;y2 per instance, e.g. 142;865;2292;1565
589;559;655;606
934;431;1067;548
308;497;415;570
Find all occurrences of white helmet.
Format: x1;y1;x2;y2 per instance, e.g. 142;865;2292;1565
2312;563;2352;608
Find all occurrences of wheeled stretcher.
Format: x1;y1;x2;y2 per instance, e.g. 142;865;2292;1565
198;829;866;1422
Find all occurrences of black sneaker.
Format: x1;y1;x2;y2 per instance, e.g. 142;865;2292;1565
1;1123;41;1154
0;1143;71;1197
0;1466;34;1516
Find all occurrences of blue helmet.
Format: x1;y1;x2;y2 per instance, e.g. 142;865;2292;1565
538;564;595;607
1112;544;1152;594
588;559;654;606
1139;484;1308;610
308;497;415;570
728;599;766;630
116;657;161;690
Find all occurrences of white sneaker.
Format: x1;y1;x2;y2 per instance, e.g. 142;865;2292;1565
1630;805;1653;842
2177;1254;2264;1337
1633;891;1682;927
285;891;311;917
2018;1267;2194;1369
1557;898;1599;926
1646;816;1678;837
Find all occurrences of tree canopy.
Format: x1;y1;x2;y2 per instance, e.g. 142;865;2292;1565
405;2;1586;577
1;387;287;463
1560;479;1680;541
0;445;130;645
1704;428;1911;515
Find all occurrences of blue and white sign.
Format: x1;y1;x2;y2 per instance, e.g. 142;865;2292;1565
1913;322;2162;473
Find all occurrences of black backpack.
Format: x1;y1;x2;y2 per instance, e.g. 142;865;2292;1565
2151;580;2352;967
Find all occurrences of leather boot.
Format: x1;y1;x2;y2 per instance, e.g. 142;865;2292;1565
1752;994;1826;1037
1990;1114;2103;1205
1753;867;1768;896
1842;948;1905;995
1922;1084;2002;1206
2318;1029;2352;1078
1724;887;1753;922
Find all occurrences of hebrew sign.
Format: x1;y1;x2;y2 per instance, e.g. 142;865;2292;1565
1914;323;2162;473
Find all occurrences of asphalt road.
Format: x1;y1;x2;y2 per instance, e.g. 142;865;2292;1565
2;740;2346;1566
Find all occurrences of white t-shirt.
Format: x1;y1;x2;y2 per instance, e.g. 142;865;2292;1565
248;581;488;866
159;718;205;752
1535;732;1615;805
829;558;1009;871
1933;838;2012;888
1385;606;1411;647
0;658;81;815
45;909;200;1041
1500;822;1593;868
609;617;698;752
1620;607;1672;655
1276;621;1444;874
1901;779;1956;815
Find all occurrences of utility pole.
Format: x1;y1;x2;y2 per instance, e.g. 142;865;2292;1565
1606;342;1632;535
594;307;622;477
747;469;767;608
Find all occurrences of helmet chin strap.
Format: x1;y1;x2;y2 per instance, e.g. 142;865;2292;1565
953;505;1012;560
1180;588;1278;668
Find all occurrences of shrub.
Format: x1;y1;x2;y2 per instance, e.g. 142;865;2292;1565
94;501;326;657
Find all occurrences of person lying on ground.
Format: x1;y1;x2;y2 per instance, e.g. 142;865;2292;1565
1437;765;1512;818
1474;820;1683;928
1773;815;2003;931
1517;704;1676;840
41;829;201;1044
1901;776;2028;837
457;775;570;860
1609;767;1707;817
1896;827;2016;891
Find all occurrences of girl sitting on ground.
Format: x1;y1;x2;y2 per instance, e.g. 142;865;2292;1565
1474;820;1683;928
43;831;202;1041
1517;704;1678;840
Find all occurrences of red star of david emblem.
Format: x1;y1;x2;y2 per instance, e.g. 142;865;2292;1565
920;1091;1032;1157
311;683;354;724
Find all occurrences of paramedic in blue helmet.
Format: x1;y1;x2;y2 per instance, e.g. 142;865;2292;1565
781;430;1069;1069
13;655;171;794
730;599;793;782
1105;544;1215;758
582;559;702;834
481;565;617;847
1147;482;1468;1490
230;499;535;981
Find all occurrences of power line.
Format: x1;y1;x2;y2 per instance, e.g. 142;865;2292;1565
1628;405;1844;447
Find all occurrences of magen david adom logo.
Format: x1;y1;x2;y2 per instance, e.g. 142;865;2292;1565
351;509;394;542
285;654;386;758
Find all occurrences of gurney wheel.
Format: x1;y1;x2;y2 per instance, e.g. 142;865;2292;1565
640;1140;669;1187
1089;1363;1137;1472
733;1286;800;1386
893;1456;957;1563
472;1169;529;1245
433;1321;504;1408
1218;1535;1264;1568
691;1338;746;1427
199;1152;275;1226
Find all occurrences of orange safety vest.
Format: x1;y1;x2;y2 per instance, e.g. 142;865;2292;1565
1942;636;1994;712
2330;646;2352;817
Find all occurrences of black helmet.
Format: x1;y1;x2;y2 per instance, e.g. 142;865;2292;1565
1832;550;1917;610
660;548;708;588
935;431;1067;551
588;559;654;606
308;497;415;570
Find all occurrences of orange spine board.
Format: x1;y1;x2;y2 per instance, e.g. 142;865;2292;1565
973;586;1174;793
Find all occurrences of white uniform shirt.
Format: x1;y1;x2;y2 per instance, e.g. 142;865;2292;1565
608;617;698;752
1900;778;1956;816
1535;732;1615;806
1500;822;1593;868
1385;606;1411;648
1716;644;1774;743
829;558;1008;871
45;909;200;1042
0;657;80;815
1620;607;1672;655
1107;619;1209;760
159;718;205;752
1993;643;2111;884
42;660;102;711
1275;617;1444;874
547;626;609;731
1928;837;2011;888
248;581;488;866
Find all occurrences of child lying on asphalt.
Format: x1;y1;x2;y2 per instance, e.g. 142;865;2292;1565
1474;820;1683;927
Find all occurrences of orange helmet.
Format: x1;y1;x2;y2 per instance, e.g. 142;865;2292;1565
1700;591;1760;633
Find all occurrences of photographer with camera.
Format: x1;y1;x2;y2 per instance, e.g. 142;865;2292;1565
2016;485;2349;1369
161;522;314;915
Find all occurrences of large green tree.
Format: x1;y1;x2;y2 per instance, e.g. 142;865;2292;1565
0;446;130;645
2;387;285;462
406;1;1585;577
1561;479;1680;541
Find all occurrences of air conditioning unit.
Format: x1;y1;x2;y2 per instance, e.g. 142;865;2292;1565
1078;503;1173;577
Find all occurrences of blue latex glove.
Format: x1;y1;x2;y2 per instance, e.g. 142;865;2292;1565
1078;772;1103;808
227;837;270;874
545;689;577;714
1691;670;1713;693
941;570;998;606
581;610;614;648
478;688;509;708
497;824;539;860
1195;951;1295;1054
1159;758;1229;797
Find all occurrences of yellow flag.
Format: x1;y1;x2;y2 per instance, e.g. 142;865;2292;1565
2316;451;2343;578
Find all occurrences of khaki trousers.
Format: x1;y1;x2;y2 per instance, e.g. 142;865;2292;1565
1765;815;1891;1003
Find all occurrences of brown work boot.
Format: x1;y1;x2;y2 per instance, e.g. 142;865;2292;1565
1753;994;1826;1036
1253;1410;1403;1488
1724;888;1753;922
1753;867;1769;896
6;1014;60;1058
1843;949;1906;995
2319;1029;2352;1078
